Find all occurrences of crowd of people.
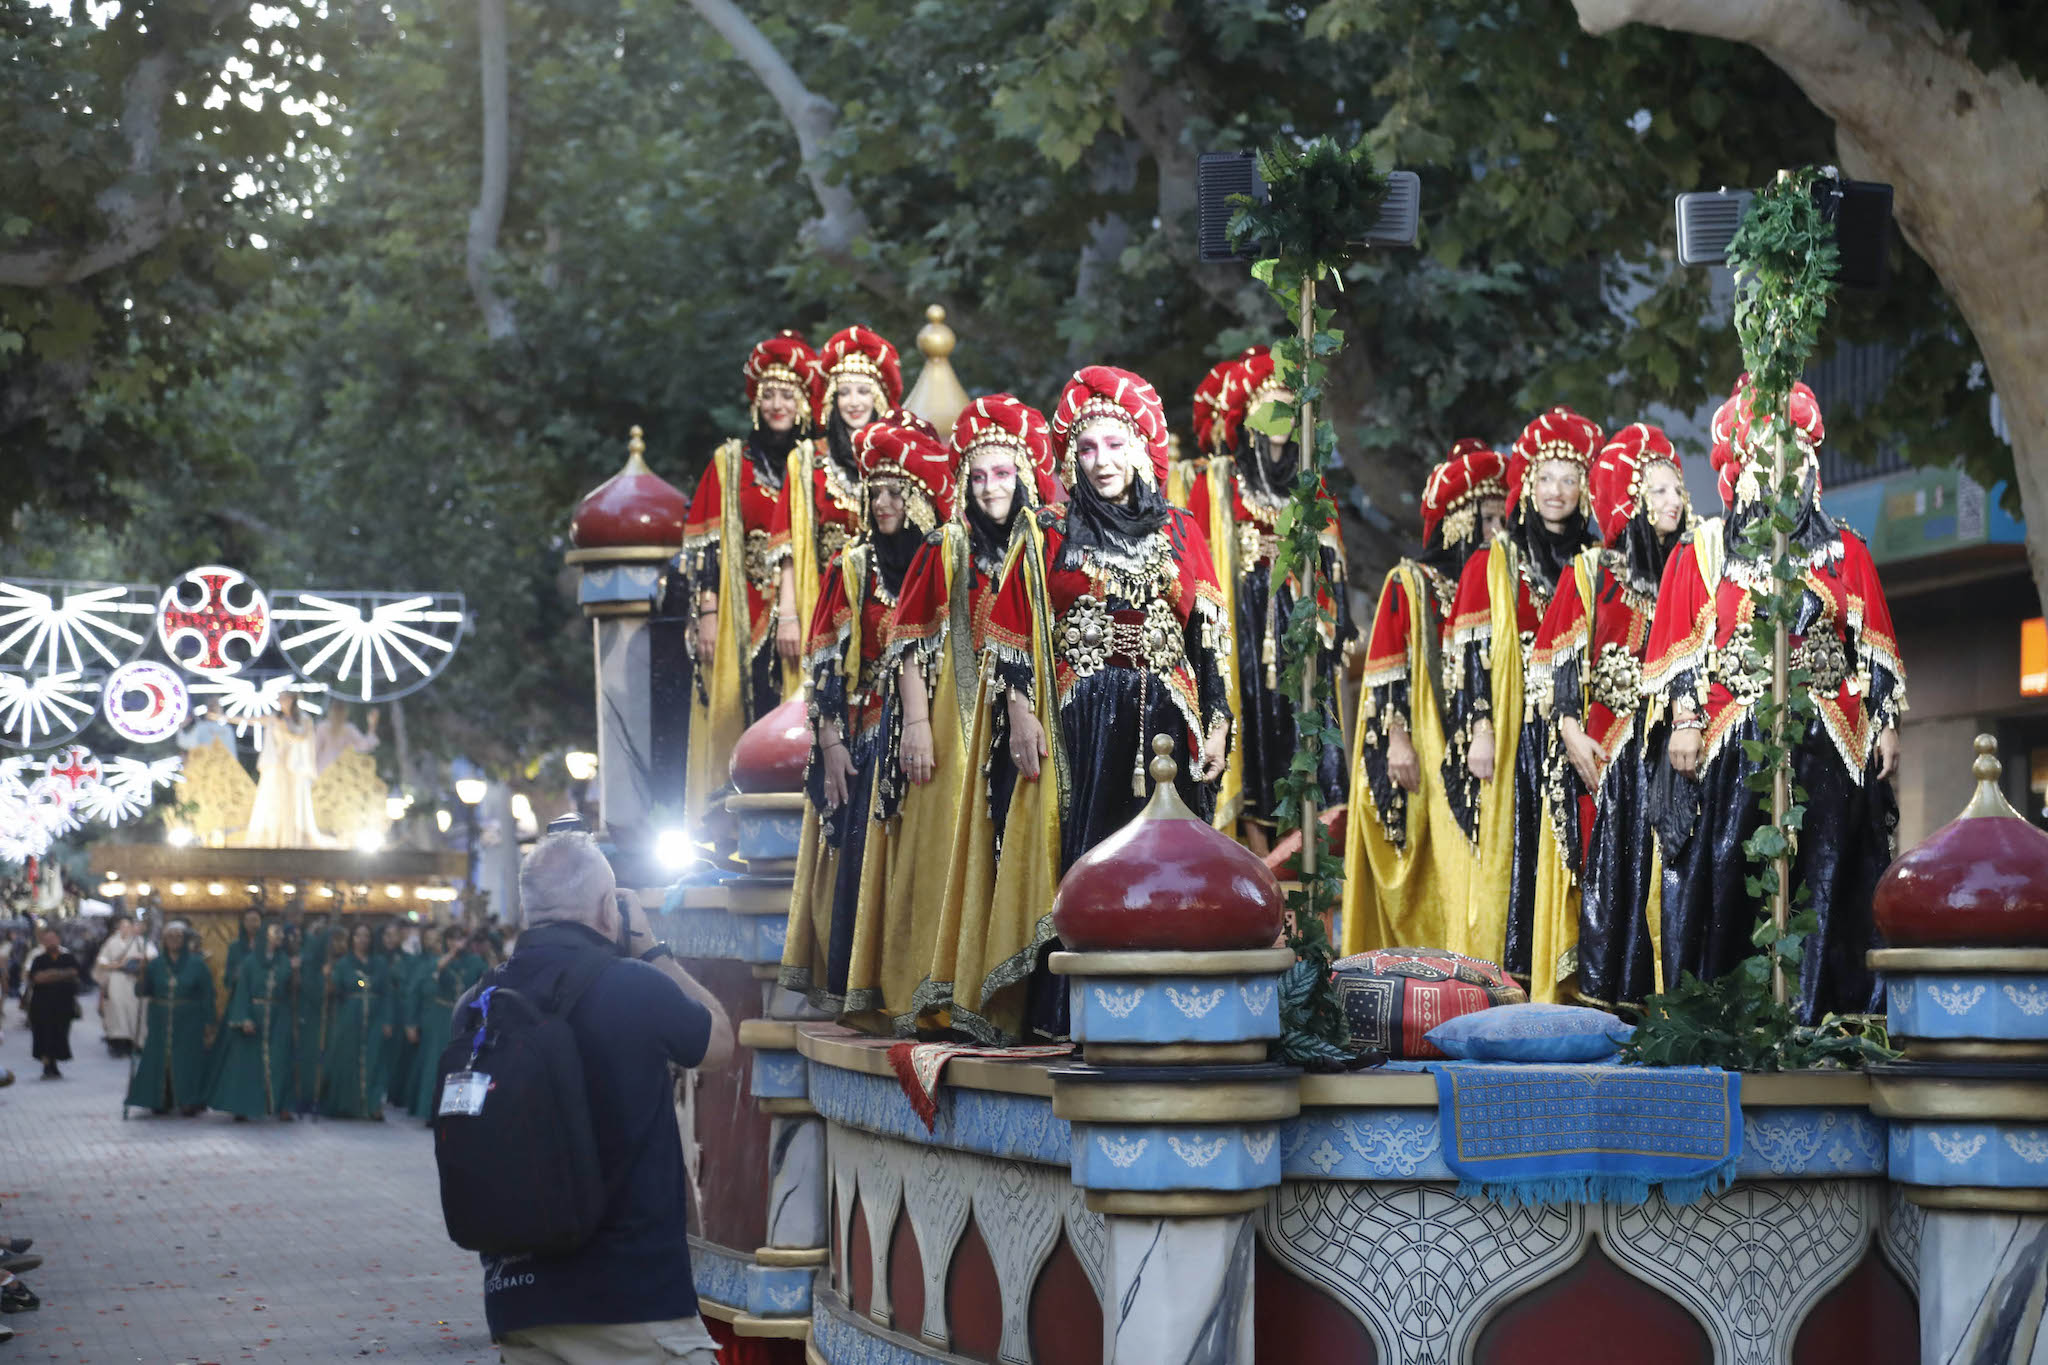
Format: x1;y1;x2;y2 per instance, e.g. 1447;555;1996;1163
6;907;499;1121
677;328;1904;1043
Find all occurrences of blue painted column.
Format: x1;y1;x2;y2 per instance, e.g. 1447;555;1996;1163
1869;737;2048;1364
1051;946;1296;1365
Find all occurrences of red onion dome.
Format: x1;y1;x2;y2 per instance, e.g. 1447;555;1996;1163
1875;736;2048;947
1051;736;1284;951
730;696;811;794
571;426;689;549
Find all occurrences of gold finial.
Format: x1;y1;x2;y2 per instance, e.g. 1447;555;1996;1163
1149;732;1178;785
623;424;651;474
919;305;955;359
904;303;968;433
1963;733;2024;821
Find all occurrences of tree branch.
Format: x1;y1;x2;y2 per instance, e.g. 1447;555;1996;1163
683;0;872;263
465;0;518;341
0;47;183;287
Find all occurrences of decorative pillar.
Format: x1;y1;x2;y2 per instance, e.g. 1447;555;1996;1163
725;698;828;1339
1869;735;2048;1365
900;304;970;435
1049;736;1293;1365
565;425;690;841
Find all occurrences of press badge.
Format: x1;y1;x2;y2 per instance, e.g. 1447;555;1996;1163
438;1070;490;1116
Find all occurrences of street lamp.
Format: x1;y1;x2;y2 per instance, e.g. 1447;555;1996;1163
456;777;486;916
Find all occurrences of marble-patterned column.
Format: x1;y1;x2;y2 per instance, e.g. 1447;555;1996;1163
765;1114;829;1249
1104;1214;1257;1365
1918;1209;2048;1364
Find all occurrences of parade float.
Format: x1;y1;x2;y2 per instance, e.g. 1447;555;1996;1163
0;562;469;988
553;153;2048;1361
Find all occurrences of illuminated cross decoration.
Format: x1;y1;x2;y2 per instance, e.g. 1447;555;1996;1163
45;744;101;790
156;565;273;676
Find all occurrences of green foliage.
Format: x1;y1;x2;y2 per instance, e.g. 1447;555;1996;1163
1226;135;1389;281
1620;912;1897;1071
1236;140;1376;1069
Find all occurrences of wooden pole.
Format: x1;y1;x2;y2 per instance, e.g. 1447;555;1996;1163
1298;273;1319;880
1770;425;1791;1006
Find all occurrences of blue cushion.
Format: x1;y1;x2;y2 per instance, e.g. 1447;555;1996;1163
1424;1004;1634;1062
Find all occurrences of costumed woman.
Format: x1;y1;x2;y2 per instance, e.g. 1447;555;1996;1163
1525;424;1691;1008
371;920;406;1107
1342;440;1506;957
778;416;951;1014
1642;383;1903;1019
125;922;216;1116
207;919;295;1120
320;921;383;1119
409;925;491;1121
92;913;154;1058
770;325;902;676
201;906;266;1098
293;914;335;1111
242;691;328;848
947;366;1233;1042
1442;406;1603;987
685;331;818;825
843;396;1062;1035
1188;345;1349;849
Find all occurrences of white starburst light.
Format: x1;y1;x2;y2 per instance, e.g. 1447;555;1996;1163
76;779;152;826
104;754;183;794
272;590;466;701
0;670;100;749
0;579;155;674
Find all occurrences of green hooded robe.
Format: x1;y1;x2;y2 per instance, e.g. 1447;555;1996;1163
408;949;489;1120
207;946;295;1119
125;945;216;1113
320;951;382;1118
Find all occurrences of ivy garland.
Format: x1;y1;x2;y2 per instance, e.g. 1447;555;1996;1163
1226;137;1388;1069
1623;168;1892;1071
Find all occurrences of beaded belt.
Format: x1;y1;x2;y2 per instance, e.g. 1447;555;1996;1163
1589;642;1644;713
743;528;777;591
1059;595;1184;678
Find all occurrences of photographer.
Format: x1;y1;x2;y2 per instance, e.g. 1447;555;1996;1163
461;832;733;1365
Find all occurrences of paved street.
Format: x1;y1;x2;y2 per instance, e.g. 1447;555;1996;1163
0;1009;493;1363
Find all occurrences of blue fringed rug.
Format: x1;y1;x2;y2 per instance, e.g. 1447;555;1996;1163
1432;1062;1742;1207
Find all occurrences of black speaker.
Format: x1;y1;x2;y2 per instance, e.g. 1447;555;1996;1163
1196;151;1423;261
1674;175;1891;289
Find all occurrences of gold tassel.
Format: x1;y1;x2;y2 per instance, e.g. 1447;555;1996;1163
1133;672;1150;797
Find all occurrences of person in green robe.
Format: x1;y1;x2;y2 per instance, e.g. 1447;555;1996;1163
292;915;335;1112
384;925;427;1109
207;920;296;1121
320;922;382;1119
408;926;491;1121
124;922;216;1116
222;907;263;992
369;920;406;1106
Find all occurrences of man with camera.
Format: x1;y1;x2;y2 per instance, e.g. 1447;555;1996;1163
447;831;734;1365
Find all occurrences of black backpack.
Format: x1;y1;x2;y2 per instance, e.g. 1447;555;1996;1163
431;950;614;1257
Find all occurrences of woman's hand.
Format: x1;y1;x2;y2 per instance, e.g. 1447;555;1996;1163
821;742;855;810
1668;724;1704;778
1559;716;1603;791
406;1026;420;1045
1198;718;1230;782
1007;695;1047;781
242;1019;257;1036
900;718;936;785
777;567;801;664
1467;720;1495;782
695;607;717;663
1386;723;1421;793
1876;728;1900;781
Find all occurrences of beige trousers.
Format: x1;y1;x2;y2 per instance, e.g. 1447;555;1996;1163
497;1315;720;1365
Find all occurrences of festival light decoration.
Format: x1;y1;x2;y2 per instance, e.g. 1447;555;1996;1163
271;590;466;702
0;579;155;673
0;669;97;748
103;660;191;743
156;565;273;676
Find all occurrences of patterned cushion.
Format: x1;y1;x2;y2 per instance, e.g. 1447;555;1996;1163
1425;1003;1635;1062
1331;947;1526;1060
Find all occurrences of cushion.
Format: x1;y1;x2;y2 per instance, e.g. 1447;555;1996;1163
1425;1003;1635;1063
1331;947;1526;1060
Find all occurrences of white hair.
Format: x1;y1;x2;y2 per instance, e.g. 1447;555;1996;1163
519;831;616;928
